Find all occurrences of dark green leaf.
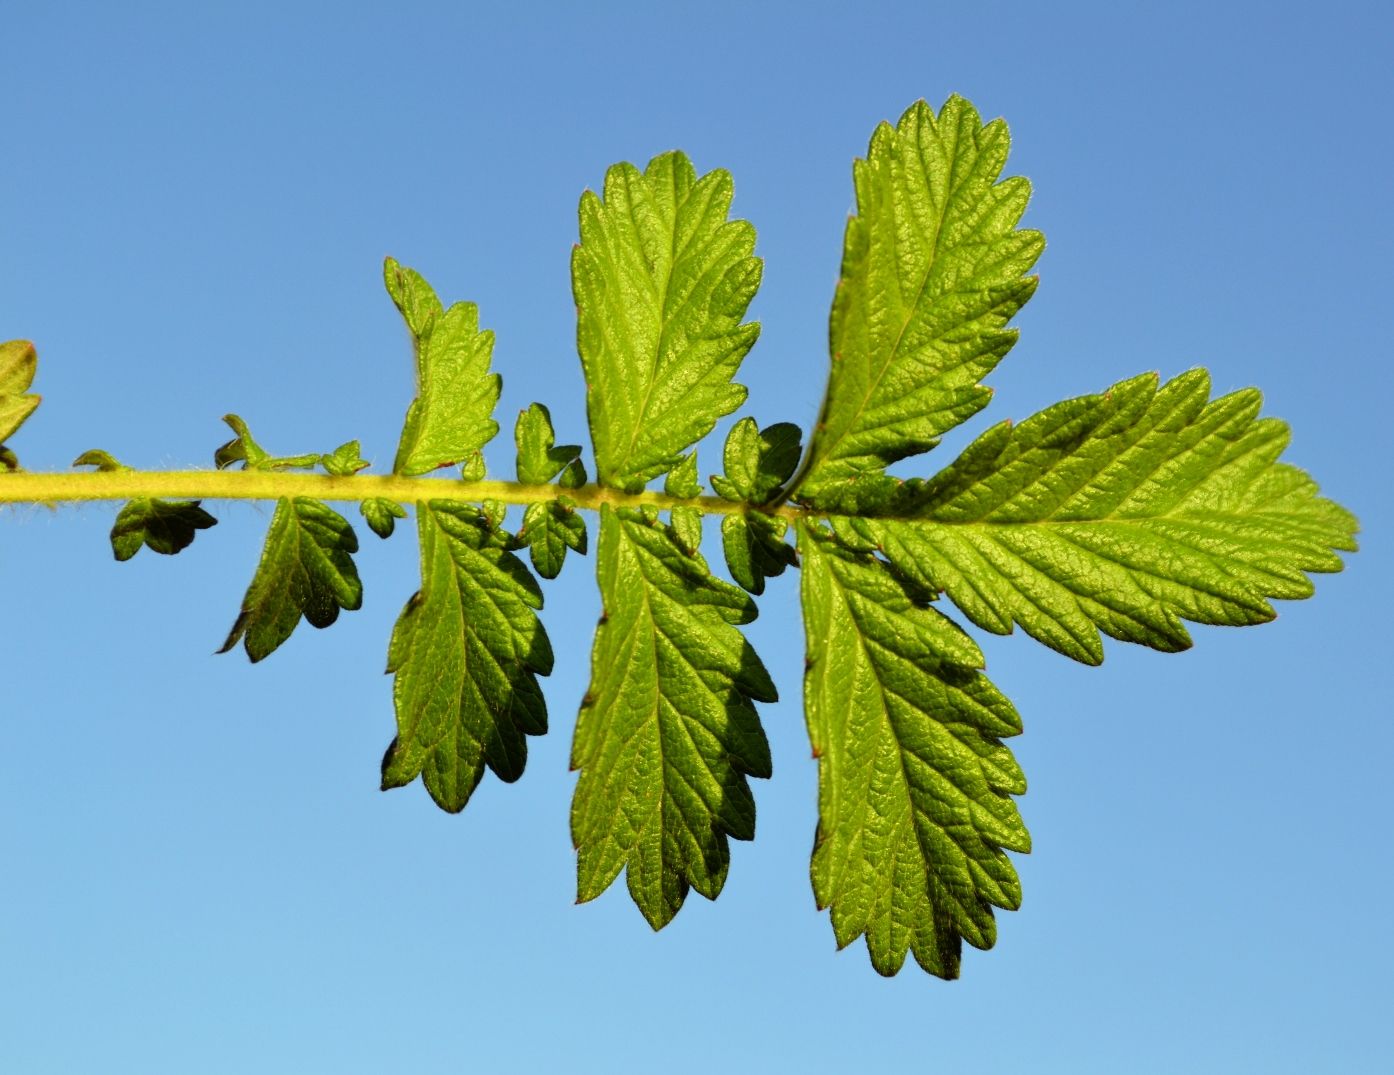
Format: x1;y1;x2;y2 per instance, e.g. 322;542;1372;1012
361;498;407;539
711;419;801;504
110;498;217;561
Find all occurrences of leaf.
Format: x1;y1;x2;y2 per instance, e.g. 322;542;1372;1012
214;414;320;471
721;512;795;596
663;450;702;499
385;257;502;476
518;496;587;580
110;498;217;561
0;339;40;447
571;505;775;928
861;370;1359;665
219;497;362;662
515;403;582;485
74;449;217;561
794;97;1043;502
383;501;553;813
710;418;801;504
798;523;1029;978
361;498;407;539
320;440;369;476
573;152;762;490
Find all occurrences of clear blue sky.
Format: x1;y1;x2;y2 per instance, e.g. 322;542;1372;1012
4;2;1390;1071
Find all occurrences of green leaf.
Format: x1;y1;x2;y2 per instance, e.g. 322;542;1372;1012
711;419;801;504
386;257;502;476
110;498;217;561
360;498;407;539
721;511;795;596
663;450;702;499
382;501;553;813
794;97;1043;502
219;497;362;662
320;440;370;476
571;506;775;928
798;523;1028;978
214;414;320;471
74;449;218;560
862;370;1359;665
518;496;587;579
515;403;582;485
670;504;703;555
0;339;40;447
573;152;762;490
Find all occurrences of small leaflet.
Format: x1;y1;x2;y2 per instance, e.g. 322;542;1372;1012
74;450;217;560
515;403;582;485
519;497;587;580
710;418;801;504
571;506;775;929
361;498;407;539
0;339;41;462
385;257;501;477
219;497;362;662
573;152;761;490
382;501;553;813
721;512;795;596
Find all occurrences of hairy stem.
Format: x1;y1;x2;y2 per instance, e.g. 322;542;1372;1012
0;470;804;520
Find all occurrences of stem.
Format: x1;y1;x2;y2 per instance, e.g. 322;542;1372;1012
0;470;805;521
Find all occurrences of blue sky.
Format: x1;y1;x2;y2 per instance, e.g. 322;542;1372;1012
4;2;1390;1071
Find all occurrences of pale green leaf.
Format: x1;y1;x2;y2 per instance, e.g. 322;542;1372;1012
219;497;362;662
794;96;1043;501
320;440;369;476
0;339;40;447
664;450;702;499
383;502;553;813
386;257;501;476
571;506;775;928
573;152;761;490
515;403;582;485
799;522;1028;978
213;414;320;471
861;370;1359;665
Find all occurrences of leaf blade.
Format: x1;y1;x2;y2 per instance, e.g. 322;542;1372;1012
794;96;1043;501
570;506;775;928
799;523;1028;978
382;502;553;813
865;371;1359;664
219;497;362;662
574;153;761;490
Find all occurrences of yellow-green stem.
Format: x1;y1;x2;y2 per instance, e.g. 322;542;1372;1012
0;470;804;520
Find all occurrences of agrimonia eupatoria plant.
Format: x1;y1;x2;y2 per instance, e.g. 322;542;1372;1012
0;96;1357;979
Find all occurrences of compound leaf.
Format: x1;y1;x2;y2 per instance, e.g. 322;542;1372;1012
573;152;761;490
862;370;1359;665
382;501;553;813
794;96;1043;502
799;522;1028;978
571;505;775;928
219;497;362;662
386;257;501;476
